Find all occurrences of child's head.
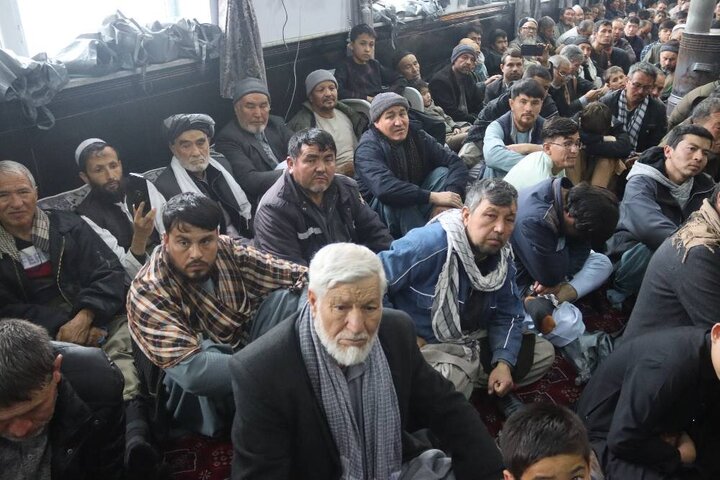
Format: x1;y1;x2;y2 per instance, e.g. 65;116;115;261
500;403;591;480
409;79;432;108
580;102;612;135
603;66;626;91
349;24;376;64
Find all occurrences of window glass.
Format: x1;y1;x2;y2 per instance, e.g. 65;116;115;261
18;0;211;56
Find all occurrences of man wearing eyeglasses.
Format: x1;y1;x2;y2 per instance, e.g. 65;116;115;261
600;62;667;153
215;78;294;207
504;117;581;191
547;55;602;117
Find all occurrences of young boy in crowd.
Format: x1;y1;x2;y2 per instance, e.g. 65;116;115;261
603;66;626;91
500;403;593;480
410;78;470;152
334;23;405;101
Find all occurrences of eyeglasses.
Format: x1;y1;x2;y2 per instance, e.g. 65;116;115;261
521;26;538;31
548;141;582;150
629;81;653;93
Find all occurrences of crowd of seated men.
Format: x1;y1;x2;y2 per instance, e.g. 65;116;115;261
2;1;720;478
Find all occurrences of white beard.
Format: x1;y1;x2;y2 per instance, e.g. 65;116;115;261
180;155;210;173
314;314;376;367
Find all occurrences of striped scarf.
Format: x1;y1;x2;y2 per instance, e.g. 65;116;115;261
430;209;511;345
0;208;50;262
616;89;648;150
298;302;402;480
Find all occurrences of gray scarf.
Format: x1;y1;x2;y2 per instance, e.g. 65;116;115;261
430;209;512;344
0;208;50;262
627;160;694;209
298;303;402;480
616;89;648;150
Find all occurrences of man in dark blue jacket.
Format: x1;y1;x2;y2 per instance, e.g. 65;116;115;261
379;179;554;410
254;128;392;266
511;178;618;347
354;92;469;238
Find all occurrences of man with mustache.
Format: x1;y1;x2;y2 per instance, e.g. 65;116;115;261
253;128;391;266
154;113;253;239
75;138;166;278
606;124;714;306
0;160;155;476
482;79;546;179
430;43;489;123
599;62;667;153
354;92;468;238
379;179;555;416
230;243;505;480
127;192;307;437
214;78;294;206
287;70;368;177
0;318;125;480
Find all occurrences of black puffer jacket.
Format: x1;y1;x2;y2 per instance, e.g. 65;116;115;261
0;210;126;336
50;341;125;480
254;171;392;266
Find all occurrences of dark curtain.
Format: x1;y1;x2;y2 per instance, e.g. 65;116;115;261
220;0;265;99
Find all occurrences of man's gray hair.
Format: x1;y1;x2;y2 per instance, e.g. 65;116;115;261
628;61;658;81
577;20;594;35
308;243;387;298
691;97;720;124
549;55;571;69
0;160;37;189
560;45;585;65
0;319;55;408
465;178;518;213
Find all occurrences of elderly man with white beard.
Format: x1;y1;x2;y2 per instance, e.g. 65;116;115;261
153;113;253;239
229;243;504;480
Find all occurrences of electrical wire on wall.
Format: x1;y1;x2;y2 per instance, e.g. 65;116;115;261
283;0;302;121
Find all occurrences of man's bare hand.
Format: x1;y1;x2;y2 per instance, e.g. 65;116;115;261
484;74;502;86
57;309;94;345
86;327;107;347
487;362;514;397
583;89;603;102
429;191;463;208
677;432;696;464
130;202;157;256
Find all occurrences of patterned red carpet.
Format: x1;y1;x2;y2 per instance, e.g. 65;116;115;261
163;296;629;480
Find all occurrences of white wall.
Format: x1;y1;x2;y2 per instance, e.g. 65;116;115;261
252;0;355;46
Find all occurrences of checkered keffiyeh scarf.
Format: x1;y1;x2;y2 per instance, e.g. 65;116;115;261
0;208;50;262
616;89;648;150
430;209;511;344
298;303;402;480
128;237;307;369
